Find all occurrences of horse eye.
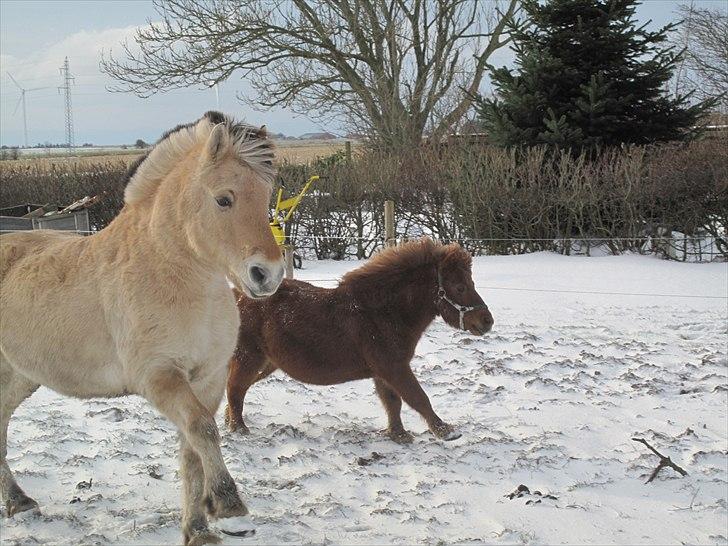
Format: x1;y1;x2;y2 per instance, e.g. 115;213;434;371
456;284;466;294
216;195;233;208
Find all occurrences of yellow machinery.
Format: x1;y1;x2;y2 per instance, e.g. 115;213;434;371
270;175;319;246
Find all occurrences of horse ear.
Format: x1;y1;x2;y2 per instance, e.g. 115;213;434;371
205;123;229;163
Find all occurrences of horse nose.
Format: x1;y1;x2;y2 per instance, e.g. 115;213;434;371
247;261;284;296
480;310;494;333
250;265;267;285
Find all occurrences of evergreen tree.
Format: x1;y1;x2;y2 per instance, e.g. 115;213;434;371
476;0;715;150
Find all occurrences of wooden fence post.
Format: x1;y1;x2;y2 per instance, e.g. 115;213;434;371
284;244;294;279
384;200;395;247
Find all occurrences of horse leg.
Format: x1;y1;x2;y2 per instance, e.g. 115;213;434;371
225;349;269;434
179;435;221;546
0;357;40;516
378;366;461;441
141;366;247;521
373;378;413;444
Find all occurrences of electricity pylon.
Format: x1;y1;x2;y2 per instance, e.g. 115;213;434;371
58;57;75;154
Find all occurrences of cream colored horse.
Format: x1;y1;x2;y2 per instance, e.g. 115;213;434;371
0;112;284;545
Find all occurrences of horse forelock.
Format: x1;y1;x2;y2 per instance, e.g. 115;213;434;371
439;242;472;271
123;111;276;205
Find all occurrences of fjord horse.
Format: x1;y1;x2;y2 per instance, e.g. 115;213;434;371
0;112;284;545
226;239;493;443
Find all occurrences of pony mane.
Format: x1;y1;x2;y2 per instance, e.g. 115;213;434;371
340;238;472;290
123;111;276;205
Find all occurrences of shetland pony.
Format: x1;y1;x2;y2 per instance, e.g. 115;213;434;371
226;239;493;443
0;112;283;545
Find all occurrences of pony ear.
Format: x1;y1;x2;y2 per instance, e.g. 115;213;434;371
205;123;230;163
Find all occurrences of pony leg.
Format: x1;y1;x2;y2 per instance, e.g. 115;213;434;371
378;366;461;441
179;435;221;546
373;378;413;444
225;351;269;434
141;366;247;520
0;358;40;516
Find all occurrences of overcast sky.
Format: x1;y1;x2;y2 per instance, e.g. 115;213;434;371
0;0;709;146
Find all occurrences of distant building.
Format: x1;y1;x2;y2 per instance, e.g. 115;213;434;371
298;132;337;140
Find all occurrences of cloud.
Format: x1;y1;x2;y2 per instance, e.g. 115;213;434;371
0;25;326;146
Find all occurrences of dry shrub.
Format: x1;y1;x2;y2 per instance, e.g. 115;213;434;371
2;139;725;260
0;160;128;230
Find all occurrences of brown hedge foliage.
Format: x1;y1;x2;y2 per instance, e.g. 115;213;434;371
1;139;725;260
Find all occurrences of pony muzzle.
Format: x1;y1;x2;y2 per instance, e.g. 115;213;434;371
468;311;494;335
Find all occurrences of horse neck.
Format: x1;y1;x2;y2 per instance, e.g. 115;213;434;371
102;169;220;292
382;264;440;333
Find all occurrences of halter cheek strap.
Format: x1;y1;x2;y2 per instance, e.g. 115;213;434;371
436;270;488;330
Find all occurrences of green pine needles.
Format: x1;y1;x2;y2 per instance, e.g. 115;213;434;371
476;0;716;151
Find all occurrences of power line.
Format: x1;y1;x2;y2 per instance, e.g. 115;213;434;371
295;278;726;300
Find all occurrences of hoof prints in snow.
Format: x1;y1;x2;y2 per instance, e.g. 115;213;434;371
3;258;727;545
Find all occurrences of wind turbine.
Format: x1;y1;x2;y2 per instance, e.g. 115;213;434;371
209;80;221;110
7;72;51;148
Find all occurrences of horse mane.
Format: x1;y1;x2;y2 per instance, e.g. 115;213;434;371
123;111;275;205
339;238;472;301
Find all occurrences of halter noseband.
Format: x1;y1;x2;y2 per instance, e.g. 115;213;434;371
435;269;488;330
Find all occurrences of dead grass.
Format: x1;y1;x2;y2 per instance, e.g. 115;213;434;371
1;140;356;169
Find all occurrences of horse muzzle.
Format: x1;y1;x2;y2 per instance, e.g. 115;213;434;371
466;309;494;336
232;258;284;299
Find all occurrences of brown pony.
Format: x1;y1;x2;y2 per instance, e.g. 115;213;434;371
225;239;493;443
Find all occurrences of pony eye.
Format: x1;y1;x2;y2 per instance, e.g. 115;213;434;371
456;284;466;294
216;195;233;208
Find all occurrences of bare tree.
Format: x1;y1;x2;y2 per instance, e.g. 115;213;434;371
101;0;519;149
674;3;728;111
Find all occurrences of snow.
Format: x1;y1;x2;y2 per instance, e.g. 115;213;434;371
2;253;726;545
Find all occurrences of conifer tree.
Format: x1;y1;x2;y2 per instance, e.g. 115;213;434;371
477;0;715;150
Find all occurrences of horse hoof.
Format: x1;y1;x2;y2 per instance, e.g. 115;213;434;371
229;421;250;435
225;412;250;434
432;424;461;441
217;515;255;538
6;495;39;517
185;529;222;546
387;429;414;444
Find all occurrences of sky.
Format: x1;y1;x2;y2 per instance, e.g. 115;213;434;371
0;0;716;146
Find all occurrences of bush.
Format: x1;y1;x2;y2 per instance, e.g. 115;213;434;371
0;160;127;230
1;139;724;261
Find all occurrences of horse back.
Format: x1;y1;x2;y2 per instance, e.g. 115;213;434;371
0;230;83;282
234;279;374;385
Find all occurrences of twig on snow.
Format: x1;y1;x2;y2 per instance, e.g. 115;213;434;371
631;437;688;483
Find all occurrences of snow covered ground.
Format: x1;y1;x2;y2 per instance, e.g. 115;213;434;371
2;253;726;545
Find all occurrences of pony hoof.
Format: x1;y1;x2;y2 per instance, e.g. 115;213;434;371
6;495;39;517
228;421;250;435
433;424;461;441
184;529;222;546
225;411;249;434
388;429;414;444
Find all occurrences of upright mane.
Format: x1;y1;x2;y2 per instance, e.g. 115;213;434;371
123;111;276;205
340;238;472;290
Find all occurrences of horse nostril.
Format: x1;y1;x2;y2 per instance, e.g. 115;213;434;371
249;265;267;286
